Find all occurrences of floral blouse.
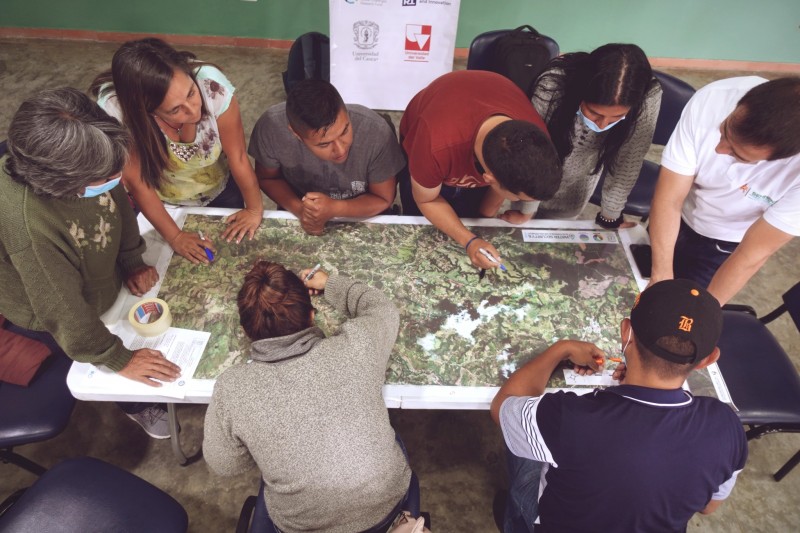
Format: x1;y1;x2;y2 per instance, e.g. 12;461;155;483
98;65;236;206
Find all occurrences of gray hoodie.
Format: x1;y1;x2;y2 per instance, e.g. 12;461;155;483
204;275;411;533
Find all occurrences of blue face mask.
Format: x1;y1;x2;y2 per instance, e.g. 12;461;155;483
81;176;121;198
577;107;625;133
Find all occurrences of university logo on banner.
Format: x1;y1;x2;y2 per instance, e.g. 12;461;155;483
354;20;380;49
405;24;431;61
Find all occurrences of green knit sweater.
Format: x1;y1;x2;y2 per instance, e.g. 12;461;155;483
0;156;146;371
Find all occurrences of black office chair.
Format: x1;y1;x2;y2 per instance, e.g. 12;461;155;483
0;350;76;475
0;139;77;476
466;27;559;97
237;472;424;533
716;281;800;481
283;32;330;95
589;71;696;222
0;456;189;532
466;28;559;71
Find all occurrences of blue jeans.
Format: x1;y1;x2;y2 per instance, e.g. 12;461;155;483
505;445;544;533
673;220;739;288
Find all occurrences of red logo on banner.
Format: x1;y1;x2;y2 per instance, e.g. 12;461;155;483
405;25;431;52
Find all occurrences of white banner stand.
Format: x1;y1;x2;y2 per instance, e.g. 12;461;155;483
329;0;461;111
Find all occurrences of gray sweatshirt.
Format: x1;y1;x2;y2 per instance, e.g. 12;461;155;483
203;275;410;533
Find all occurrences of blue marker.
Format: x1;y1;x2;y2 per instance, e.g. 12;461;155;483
198;231;215;261
478;247;507;272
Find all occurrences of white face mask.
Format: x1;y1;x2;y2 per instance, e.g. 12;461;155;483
576;107;626;133
81;176;121;198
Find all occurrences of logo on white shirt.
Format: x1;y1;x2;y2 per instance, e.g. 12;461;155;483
739;184;775;206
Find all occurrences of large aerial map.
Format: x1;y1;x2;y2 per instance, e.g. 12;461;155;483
158;214;650;391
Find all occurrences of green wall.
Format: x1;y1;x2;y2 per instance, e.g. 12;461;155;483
3;0;799;63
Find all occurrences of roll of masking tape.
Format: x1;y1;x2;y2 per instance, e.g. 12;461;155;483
128;298;172;337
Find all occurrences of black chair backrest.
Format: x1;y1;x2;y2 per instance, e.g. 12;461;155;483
282;32;330;95
651;71;696;146
466;28;559;71
783;281;800;331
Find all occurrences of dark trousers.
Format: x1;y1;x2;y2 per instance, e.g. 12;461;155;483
207;175;245;209
398;170;487;218
3;320;149;415
673;220;739;288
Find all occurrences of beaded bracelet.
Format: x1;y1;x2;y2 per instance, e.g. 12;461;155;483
595;212;624;229
464;235;480;252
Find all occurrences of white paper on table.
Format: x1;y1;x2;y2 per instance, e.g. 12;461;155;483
521;229;619;244
704;362;736;409
562;368;620;387
77;322;209;399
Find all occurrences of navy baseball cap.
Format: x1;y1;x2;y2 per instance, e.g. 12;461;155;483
630;279;723;365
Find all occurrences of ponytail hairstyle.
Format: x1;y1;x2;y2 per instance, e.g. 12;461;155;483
90;38;213;189
536;43;657;175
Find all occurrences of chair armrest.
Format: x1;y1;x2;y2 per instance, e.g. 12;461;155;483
236;495;258;533
721;304;757;316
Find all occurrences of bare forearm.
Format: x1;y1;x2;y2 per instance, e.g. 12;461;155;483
648;204;681;281
490;341;570;423
708;219;793;305
228;156;264;213
259;179;303;218
479;189;505;218
330;192;393;218
134;188;182;243
648;169;695;282
418;197;475;246
706;254;763;306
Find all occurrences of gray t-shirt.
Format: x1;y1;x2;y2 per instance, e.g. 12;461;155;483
248;103;406;200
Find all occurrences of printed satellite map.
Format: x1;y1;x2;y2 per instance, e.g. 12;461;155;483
158;215;650;391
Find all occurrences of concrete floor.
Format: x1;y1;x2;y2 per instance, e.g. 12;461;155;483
0;38;798;532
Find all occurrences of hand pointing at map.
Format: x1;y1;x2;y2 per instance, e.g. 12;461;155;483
465;236;504;270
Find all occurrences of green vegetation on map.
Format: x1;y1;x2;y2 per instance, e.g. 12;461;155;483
159;216;640;388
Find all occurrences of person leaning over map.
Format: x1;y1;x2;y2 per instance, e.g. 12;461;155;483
0;88;181;439
204;261;413;533
491;279;747;532
399;70;562;270
648;77;800;305
249;80;406;235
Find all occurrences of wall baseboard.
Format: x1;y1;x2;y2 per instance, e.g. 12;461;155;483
2;27;798;73
0;27;293;49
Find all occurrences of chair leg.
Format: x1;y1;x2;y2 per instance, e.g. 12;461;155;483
773;449;800;482
0;448;46;476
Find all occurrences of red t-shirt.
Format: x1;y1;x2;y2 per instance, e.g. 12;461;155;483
400;70;548;189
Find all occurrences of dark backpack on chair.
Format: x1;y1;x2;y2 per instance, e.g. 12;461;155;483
282;32;330;95
489;25;555;97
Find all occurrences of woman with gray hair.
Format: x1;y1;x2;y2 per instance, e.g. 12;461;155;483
0;88;181;438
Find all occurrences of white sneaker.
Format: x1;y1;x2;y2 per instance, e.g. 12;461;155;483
126;405;171;439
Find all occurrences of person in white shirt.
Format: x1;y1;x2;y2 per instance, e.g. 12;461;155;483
649;76;800;305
